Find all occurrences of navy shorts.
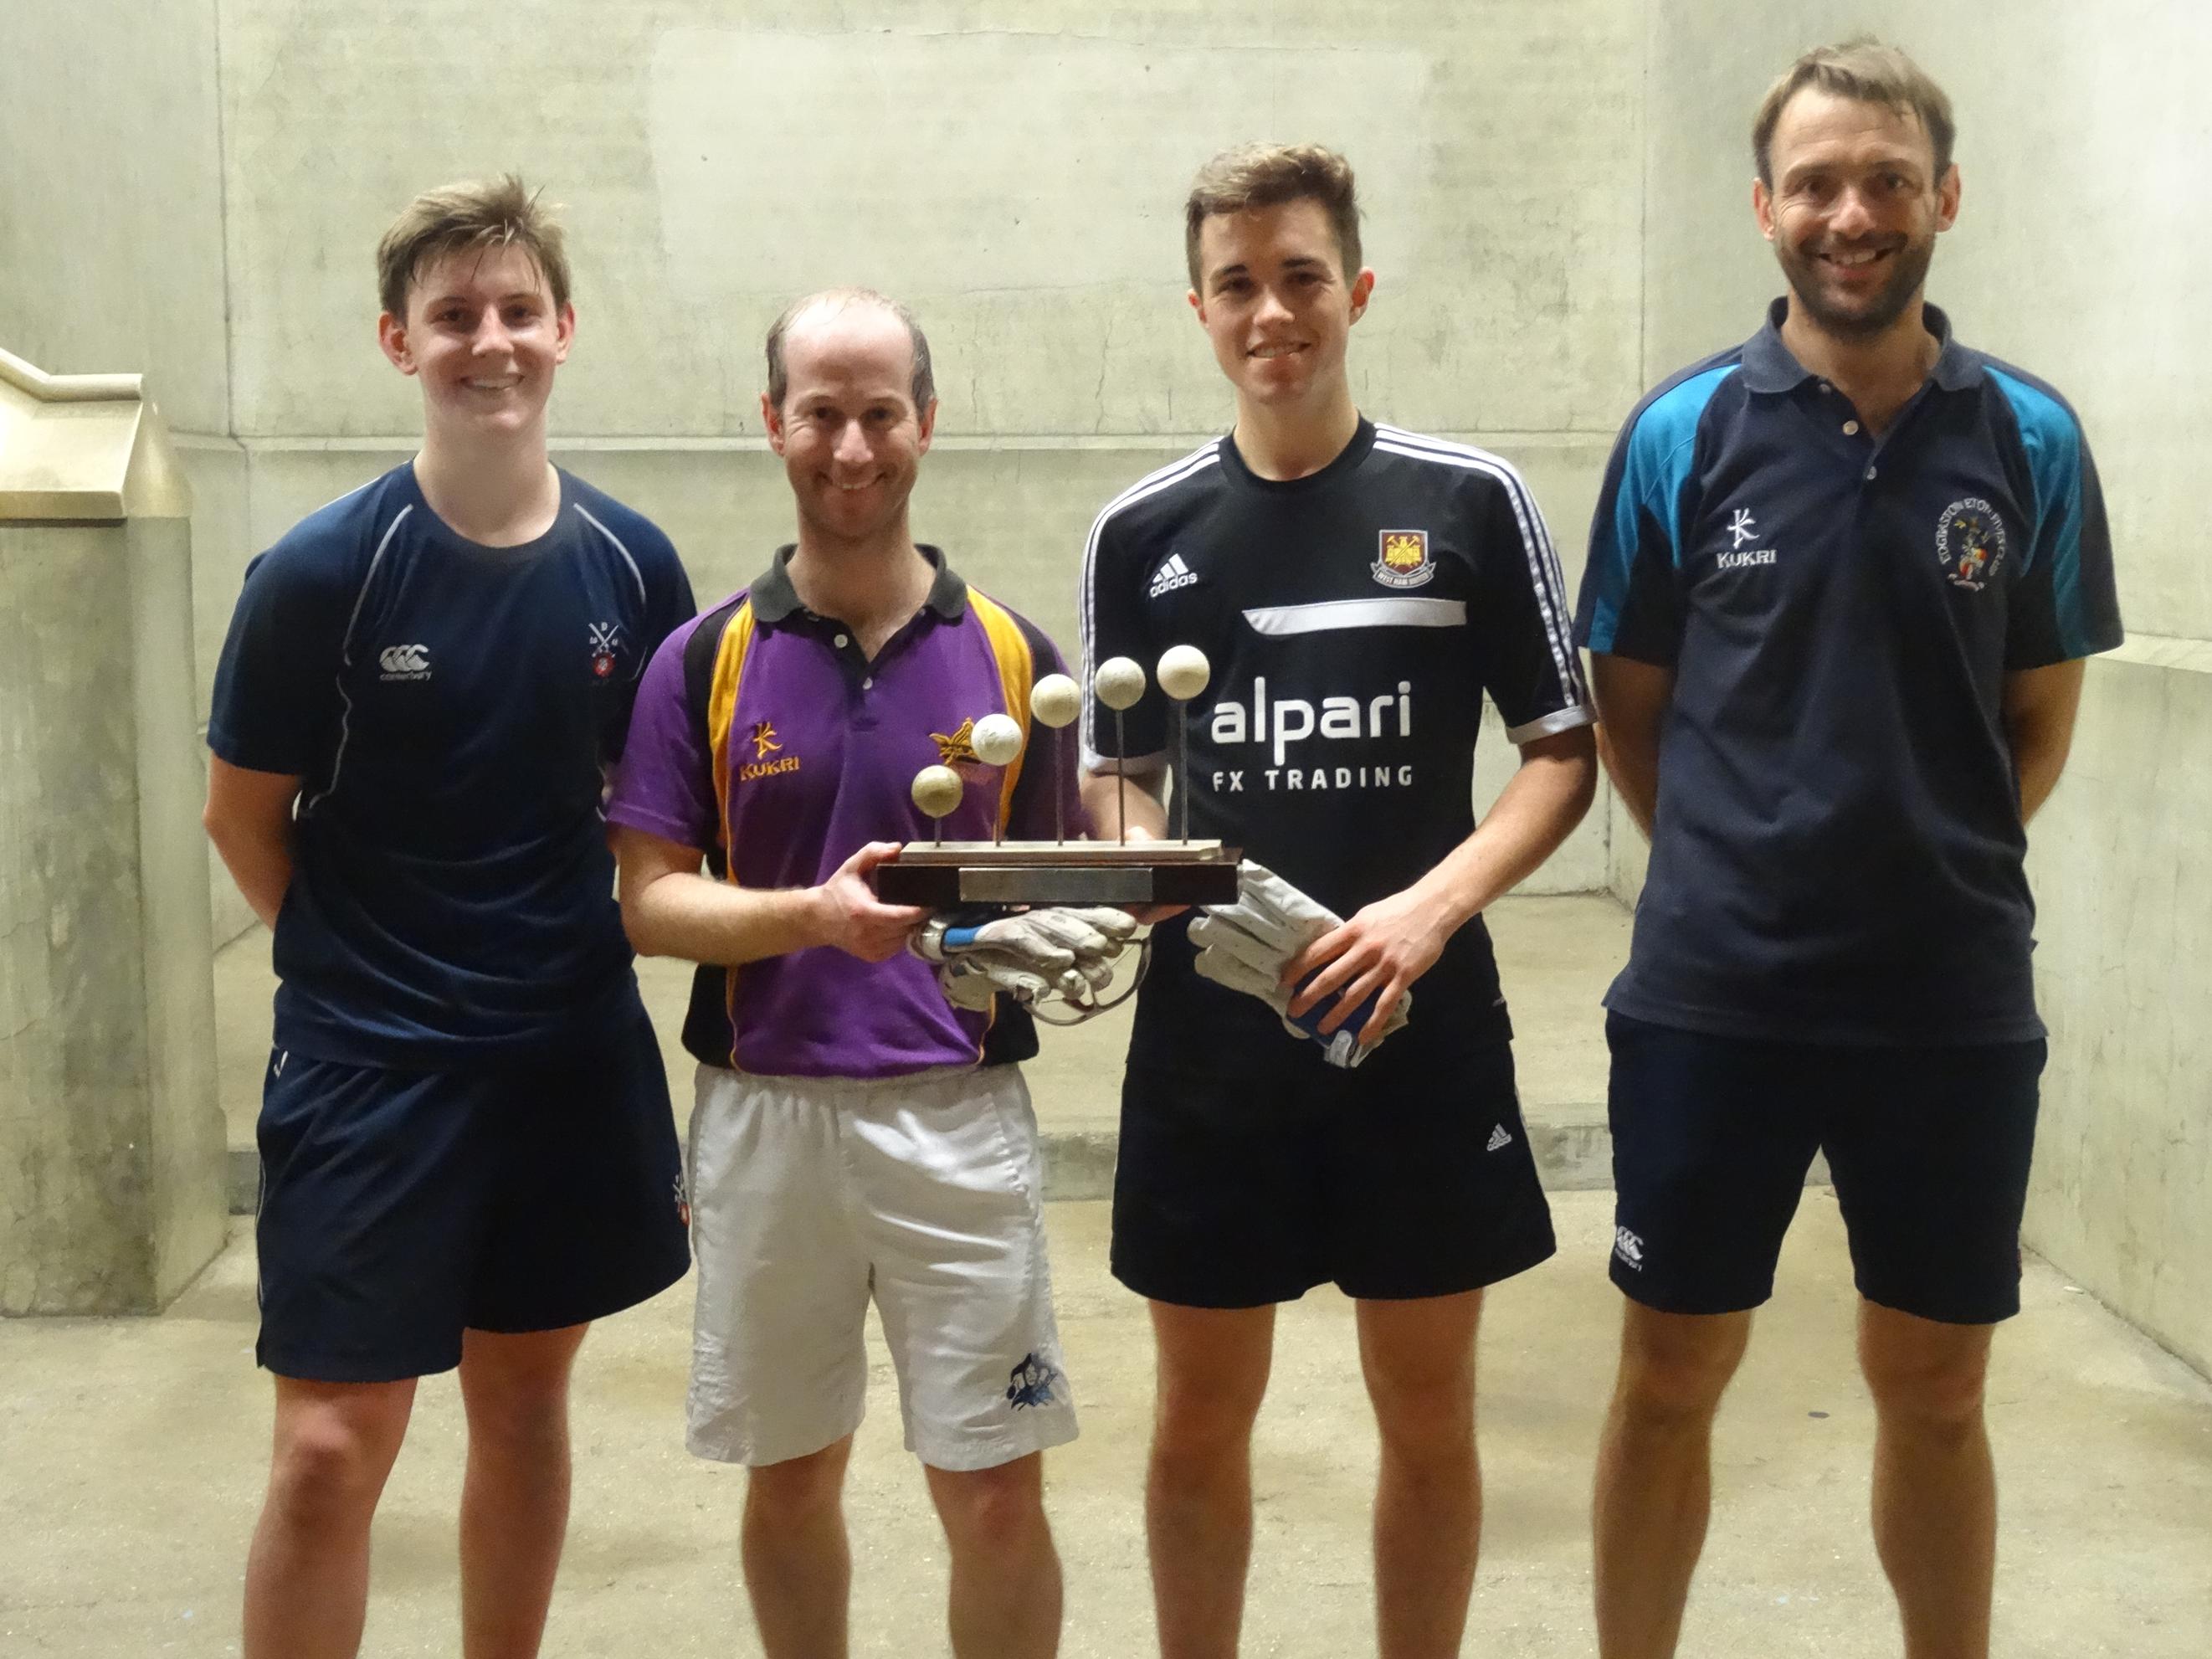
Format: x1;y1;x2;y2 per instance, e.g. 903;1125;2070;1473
1112;1040;1556;1307
1604;1011;2045;1325
254;1004;690;1383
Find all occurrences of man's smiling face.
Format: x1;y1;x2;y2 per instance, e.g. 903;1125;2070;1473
1755;86;1959;340
1188;197;1373;411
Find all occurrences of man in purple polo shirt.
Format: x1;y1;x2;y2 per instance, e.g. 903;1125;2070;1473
608;288;1083;1659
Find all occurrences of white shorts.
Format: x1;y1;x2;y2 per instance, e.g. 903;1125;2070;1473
685;1061;1077;1472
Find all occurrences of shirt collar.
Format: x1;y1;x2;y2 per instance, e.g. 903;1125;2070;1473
745;544;969;626
1741;296;1979;395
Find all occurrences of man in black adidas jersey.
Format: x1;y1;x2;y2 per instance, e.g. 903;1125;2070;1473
1079;144;1597;1659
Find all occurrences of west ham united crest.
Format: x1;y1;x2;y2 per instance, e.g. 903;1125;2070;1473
1372;528;1435;589
1936;498;2007;592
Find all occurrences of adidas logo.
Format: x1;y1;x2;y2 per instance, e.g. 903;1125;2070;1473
1147;552;1199;599
1485;1123;1512;1153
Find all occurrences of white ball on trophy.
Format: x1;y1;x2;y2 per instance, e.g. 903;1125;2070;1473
971;712;1024;767
910;764;965;819
1029;673;1081;729
1157;645;1212;701
1093;655;1147;711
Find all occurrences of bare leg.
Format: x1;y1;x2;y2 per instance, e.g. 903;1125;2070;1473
455;1324;590;1658
1859;1301;1998;1659
742;1436;855;1659
925;1453;1062;1658
1146;1301;1275;1659
242;1376;418;1659
1591;1302;1753;1659
1356;1291;1484;1659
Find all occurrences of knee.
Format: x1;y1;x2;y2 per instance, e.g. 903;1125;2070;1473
931;1461;1047;1554
462;1379;569;1459
746;1442;849;1528
266;1413;403;1536
1152;1375;1265;1468
1862;1344;1988;1432
1366;1365;1476;1465
1613;1324;1744;1433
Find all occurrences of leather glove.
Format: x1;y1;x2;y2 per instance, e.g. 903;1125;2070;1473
1188;861;1410;1067
913;907;1140;1012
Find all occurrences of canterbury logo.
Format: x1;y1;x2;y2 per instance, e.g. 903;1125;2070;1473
1148;552;1199;599
378;643;431;679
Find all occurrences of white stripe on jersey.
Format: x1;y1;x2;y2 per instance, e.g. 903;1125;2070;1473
576;506;648;606
1077;441;1222;762
1372;427;1586;707
1241;597;1470;636
307;503;415;814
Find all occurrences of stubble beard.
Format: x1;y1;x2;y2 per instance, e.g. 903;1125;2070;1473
1780;231;1936;341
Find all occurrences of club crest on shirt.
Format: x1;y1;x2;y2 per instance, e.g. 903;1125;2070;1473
587;619;624;678
932;717;979;764
738;718;800;781
1372;528;1435;589
1936;498;2007;592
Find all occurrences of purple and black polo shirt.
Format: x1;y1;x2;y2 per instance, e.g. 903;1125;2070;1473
608;546;1080;1079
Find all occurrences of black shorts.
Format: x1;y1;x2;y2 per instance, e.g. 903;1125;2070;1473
1604;1011;2045;1325
1112;1039;1556;1307
254;1004;690;1383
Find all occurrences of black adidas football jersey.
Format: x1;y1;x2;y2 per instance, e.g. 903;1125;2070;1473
1080;418;1591;1073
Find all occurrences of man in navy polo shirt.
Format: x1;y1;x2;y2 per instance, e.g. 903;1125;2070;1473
1573;41;2122;1659
203;178;694;1658
610;289;1084;1659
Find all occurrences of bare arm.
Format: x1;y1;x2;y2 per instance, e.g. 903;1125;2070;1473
1078;766;1169;844
203;756;301;929
1587;652;1676;840
615;826;926;967
1286;724;1599;1043
2004;658;2087;822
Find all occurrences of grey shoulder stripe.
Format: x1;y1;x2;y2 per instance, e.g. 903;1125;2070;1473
577;506;648;606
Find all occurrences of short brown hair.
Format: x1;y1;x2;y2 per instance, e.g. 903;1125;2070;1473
1753;39;1957;186
1184;143;1363;290
375;174;571;321
763;288;937;412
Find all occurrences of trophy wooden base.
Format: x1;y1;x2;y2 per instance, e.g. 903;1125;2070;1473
874;840;1242;907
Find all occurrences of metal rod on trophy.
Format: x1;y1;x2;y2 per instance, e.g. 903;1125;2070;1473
971;713;1024;846
1157;646;1210;845
1029;673;1081;845
1093;657;1147;845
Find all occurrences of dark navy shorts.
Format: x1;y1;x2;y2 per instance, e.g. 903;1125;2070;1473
1113;1040;1556;1308
254;1004;690;1383
1604;1011;2045;1325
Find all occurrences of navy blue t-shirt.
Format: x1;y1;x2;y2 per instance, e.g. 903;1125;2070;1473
1573;302;2122;1046
208;463;695;1066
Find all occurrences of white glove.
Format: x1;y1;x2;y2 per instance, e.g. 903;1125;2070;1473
1188;861;1410;1068
912;907;1140;1012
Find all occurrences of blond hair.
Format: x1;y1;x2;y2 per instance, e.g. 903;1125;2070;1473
1184;143;1362;289
375;174;571;320
1753;39;1957;184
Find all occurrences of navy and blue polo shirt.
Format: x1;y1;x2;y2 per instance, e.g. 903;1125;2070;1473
1573;300;2122;1045
606;547;1081;1080
208;462;695;1066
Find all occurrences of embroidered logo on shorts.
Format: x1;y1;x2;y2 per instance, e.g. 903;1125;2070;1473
1613;1226;1646;1271
1936;497;2007;591
1486;1124;1513;1153
1372;529;1435;589
673;1169;690;1229
1006;1352;1060;1410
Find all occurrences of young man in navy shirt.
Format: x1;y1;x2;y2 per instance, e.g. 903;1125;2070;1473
204;177;694;1659
1573;43;2122;1659
611;290;1091;1659
1082;146;1598;1659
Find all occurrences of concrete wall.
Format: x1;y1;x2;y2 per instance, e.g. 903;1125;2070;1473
1635;2;2212;1368
204;0;1646;892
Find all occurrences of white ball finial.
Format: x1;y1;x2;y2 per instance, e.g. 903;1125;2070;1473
1093;655;1147;711
911;764;964;819
1029;672;1081;729
1156;645;1211;701
971;712;1024;766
